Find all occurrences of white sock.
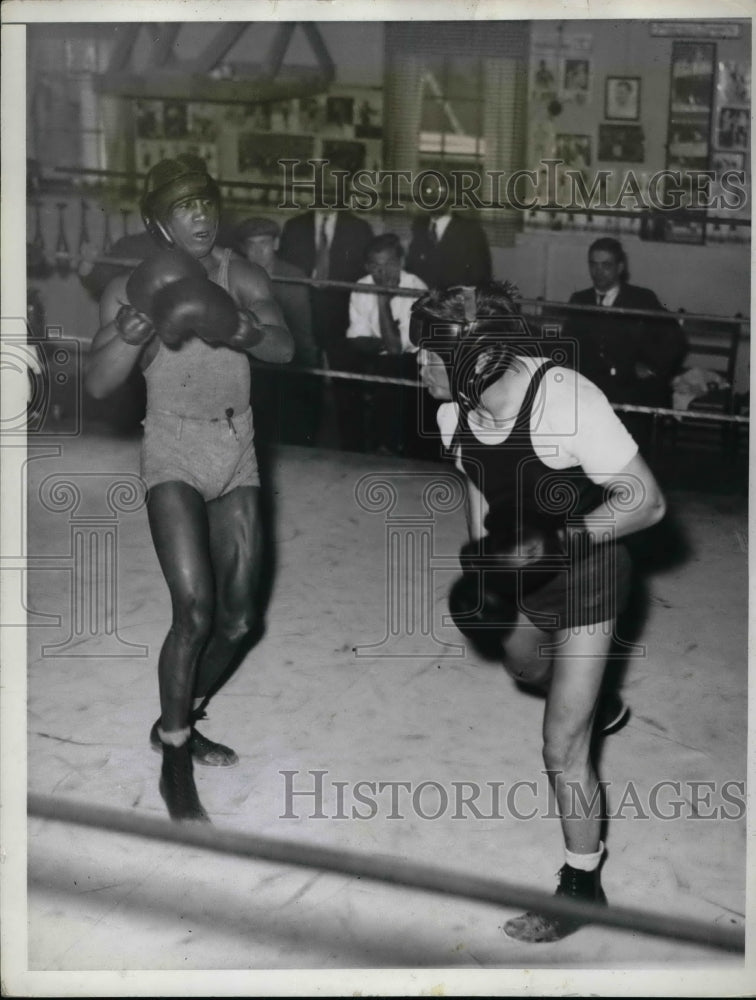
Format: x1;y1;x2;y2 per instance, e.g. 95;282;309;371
565;841;604;871
157;726;191;747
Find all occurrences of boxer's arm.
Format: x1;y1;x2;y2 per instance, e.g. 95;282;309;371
580;452;666;541
464;473;489;542
229;257;294;363
84;275;153;399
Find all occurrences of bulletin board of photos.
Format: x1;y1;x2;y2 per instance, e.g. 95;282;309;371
133;87;384;191
664;42;750;243
135;99;221;176
526;27;750;243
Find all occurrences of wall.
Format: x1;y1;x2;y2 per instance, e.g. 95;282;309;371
527;19;752;203
26;19;751;392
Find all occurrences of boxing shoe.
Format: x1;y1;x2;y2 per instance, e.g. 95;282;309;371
503;862;607;943
159;741;210;822
150;714;239;767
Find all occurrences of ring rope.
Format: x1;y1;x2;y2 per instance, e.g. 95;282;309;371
61;250;751;326
28;792;744;954
251;364;750;424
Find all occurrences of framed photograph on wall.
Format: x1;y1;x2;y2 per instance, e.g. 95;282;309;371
670;41;716;113
561;57;592;103
712;150;745;173
605;77;640;120
598;123;645;162
321;139;366;174
717;107;749;150
668;116;710;170
555;134;592;169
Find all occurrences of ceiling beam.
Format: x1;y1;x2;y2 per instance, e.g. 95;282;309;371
94;66;333;103
146;23;182;70
108;23;141;73
261;22;296;79
300;23;335;80
189;23;247;74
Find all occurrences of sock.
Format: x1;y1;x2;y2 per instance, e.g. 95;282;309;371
157;725;191;747
564;841;604;872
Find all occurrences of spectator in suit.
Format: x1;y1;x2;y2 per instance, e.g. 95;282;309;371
277;206;373;366
563;238;687;405
278;205;373;450
406;172;492;289
236;217;320;446
345;233;428;455
562;238;687;447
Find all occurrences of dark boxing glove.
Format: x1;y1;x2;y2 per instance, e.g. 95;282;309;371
125;249;207;348
114;303;155;346
448;571;517;660
150;277;240;349
230;307;265;350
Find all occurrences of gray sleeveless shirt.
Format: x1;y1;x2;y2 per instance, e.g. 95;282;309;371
143;248;250;418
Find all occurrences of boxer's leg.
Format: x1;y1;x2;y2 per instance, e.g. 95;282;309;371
187;485;263;765
147;481;214;820
504;622;612;942
501;612;553;688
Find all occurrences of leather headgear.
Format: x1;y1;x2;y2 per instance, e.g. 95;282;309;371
141;155;220;245
409;284;533;414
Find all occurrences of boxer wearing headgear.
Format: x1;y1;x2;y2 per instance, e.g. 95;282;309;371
85;157;294;823
414;281;667;942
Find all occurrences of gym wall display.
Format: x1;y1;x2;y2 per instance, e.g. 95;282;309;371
129;85;383;187
605;77;640;121
663;41;715;239
597;123;645;163
555;134;592;169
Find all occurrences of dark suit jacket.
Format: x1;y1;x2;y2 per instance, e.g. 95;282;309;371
270;257;319;367
278;211;373;360
406;213;492;289
562;283;688;406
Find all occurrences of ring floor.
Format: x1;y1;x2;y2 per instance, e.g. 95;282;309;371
22;432;747;971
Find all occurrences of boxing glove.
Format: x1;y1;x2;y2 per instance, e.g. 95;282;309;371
114;303;155;346
448;572;516;660
150;277;242;349
125;249;207;347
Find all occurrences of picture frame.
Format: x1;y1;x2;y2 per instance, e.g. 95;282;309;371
716;107;749;151
667;116;710;171
561;57;592;103
598;123;645;163
605;76;640;121
669;41;716;113
555;133;592;169
712;149;746;173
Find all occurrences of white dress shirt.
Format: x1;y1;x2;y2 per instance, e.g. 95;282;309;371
595;284;620;307
346;271;428;352
430;213;453;242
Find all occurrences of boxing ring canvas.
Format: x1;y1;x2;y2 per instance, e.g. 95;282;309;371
21;436;748;973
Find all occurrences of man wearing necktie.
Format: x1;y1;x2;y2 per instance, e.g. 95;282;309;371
562;238;687;446
278;203;373;447
405;173;492;289
345;234;429;454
